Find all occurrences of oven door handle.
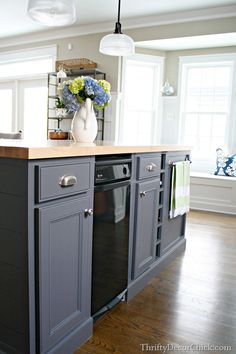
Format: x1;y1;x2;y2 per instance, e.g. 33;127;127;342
95;180;130;192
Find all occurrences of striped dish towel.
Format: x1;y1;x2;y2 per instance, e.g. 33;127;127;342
169;161;190;219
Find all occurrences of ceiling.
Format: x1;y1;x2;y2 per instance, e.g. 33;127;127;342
0;0;236;39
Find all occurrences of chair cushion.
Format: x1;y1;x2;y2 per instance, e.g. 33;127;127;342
214;148;236;177
0;132;22;139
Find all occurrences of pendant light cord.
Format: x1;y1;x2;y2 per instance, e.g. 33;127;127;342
114;0;122;34
117;0;121;23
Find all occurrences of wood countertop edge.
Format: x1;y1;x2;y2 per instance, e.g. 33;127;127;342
0;146;30;159
0;145;191;160
28;145;191;159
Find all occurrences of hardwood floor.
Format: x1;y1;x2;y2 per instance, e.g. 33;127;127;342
75;211;236;354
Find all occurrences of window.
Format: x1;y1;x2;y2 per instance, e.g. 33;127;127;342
0;58;54;79
119;55;164;144
179;54;236;171
0;83;14;132
0;46;56;140
18;80;48;141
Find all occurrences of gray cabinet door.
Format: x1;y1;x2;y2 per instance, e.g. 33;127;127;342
37;197;93;353
132;179;159;279
161;152;189;254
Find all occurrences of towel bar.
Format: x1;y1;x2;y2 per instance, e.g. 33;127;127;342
168;158;192;166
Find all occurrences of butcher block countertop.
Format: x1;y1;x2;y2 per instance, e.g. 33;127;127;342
0;139;191;160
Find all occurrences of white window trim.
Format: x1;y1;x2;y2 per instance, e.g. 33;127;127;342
119;54;164;144
179;53;236;65
0;45;56;136
0;45;57;81
177;53;236;172
0;73;48;83
0;45;57;64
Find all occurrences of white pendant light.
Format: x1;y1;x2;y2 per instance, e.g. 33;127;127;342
99;0;135;56
27;0;77;26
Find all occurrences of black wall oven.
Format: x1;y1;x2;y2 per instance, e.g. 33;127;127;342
92;155;131;316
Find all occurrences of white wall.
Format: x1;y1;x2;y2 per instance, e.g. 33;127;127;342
160;96;179;144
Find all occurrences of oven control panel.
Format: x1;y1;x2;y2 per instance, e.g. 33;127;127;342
95;163;131;184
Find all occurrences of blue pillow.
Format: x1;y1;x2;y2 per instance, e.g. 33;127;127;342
214;148;236;177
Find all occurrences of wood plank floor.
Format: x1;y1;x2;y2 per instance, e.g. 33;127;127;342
75;211;236;354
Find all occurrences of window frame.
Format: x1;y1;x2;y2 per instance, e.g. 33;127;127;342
178;53;236;171
0;45;57;81
0;45;57;137
0;81;16;132
119;54;164;144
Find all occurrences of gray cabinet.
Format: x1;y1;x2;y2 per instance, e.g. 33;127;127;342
0;151;190;354
136;155;161;180
161;151;190;254
34;157;94;354
38;196;93;353
127;151;190;302
132;178;160;279
37;161;91;202
0;156;94;354
131;153;162;280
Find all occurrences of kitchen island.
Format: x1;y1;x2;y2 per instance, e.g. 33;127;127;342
0;140;190;354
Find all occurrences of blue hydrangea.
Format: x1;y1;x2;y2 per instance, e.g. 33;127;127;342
84;77;101;96
61;85;80;112
94;92;110;107
61;76;111;111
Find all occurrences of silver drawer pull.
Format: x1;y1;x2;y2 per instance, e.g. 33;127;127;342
146;163;157;172
84;209;93;217
59;175;77;187
140;191;146;197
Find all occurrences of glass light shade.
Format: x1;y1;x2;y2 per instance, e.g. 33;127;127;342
57;69;67;78
99;33;135;56
161;80;174;96
27;0;76;26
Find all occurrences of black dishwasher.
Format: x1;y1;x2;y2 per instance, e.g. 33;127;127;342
92;155;131;317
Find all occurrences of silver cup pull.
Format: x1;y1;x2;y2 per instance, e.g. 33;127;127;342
146;163;157;172
140;191;146;197
84;209;93;217
59;175;77;187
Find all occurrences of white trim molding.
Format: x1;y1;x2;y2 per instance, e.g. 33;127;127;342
0;45;57;80
190;173;236;215
0;45;57;63
179;52;236;64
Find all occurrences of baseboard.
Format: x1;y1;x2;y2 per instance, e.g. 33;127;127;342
127;238;186;302
45;317;93;354
190;201;236;215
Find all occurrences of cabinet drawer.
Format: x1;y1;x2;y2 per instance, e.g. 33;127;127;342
37;162;91;202
137;155;161;180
